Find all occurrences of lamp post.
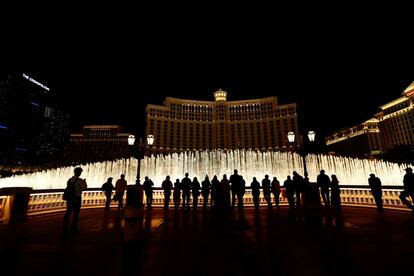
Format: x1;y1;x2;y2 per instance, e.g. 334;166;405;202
124;134;153;241
128;134;154;183
287;130;316;178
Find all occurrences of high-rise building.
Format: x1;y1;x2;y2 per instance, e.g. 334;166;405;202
376;82;414;152
69;125;131;164
325;118;382;158
325;81;414;158
0;73;70;165
146;89;299;153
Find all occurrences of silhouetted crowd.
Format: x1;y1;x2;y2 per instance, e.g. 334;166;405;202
98;167;414;214
62;166;414;234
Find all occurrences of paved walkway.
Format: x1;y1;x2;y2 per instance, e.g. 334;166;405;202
1;207;414;275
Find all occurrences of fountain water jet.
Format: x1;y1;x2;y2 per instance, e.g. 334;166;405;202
0;150;410;190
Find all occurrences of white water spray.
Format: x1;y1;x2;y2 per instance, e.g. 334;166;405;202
0;150;409;190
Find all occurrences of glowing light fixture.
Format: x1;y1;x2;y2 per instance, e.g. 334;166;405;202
147;134;154;146
307;131;316;142
128;135;136;146
287;132;295;143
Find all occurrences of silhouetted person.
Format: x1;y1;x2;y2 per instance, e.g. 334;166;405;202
101;177;114;210
262;175;272;209
251;177;261;209
220;174;231;209
211;175;220;207
201;175;211;209
63;167;87;233
399;167;414;212
173;179;181;209
181;173;192;209
162;176;173;209
143;176;154;209
368;173;383;212
284;175;295;209
271;177;281;209
238;176;246;209
192;177;201;209
230;169;243;208
317;170;331;206
135;179;144;208
330;175;341;210
115;174;127;209
293;171;304;208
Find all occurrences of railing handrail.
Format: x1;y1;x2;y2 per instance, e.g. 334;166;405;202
29;183;405;194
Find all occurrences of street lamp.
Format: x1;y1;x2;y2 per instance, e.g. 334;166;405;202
287;130;316;178
128;134;154;182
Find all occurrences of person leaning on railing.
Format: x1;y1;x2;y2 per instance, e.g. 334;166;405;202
115;174;127;209
399;168;414;213
368;174;383;212
101;177;114;210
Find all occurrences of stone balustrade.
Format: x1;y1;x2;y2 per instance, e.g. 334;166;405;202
19;186;411;216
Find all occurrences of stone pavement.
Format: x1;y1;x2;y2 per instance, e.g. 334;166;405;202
1;207;414;275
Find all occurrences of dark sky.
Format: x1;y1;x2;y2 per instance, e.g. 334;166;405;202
2;5;413;142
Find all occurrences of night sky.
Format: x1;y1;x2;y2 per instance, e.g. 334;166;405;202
2;7;413;143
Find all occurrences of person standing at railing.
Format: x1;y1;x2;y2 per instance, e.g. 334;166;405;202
101;177;114;211
330;175;341;210
143;176;154;209
368;173;383;212
181;173;192;209
271;177;281;209
238;175;246;209
63;167;87;234
284;176;295;210
399;167;414;213
115;174;127;209
293;171;305;208
201;175;211;209
192;177;201;209
230;169;243;209
317;170;331;207
251;177;261;210
162;176;173;210
173;179;181;209
220;174;231;209
262;175;272;209
211;175;220;208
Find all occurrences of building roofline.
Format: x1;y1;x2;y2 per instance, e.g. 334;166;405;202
147;104;169;110
365;117;379;123
325;117;379;139
403;81;414;96
164;97;217;105
379;96;408;110
163;96;278;105
70;133;131;137
83;125;122;129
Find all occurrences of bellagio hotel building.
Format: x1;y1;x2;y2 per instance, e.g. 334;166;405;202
146;89;298;153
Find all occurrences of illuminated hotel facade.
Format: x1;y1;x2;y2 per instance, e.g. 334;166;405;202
326;81;414;157
69;125;131;163
325;118;382;158
146;89;298;153
376;82;414;152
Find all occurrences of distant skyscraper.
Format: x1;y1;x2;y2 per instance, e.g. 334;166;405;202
0;73;70;165
145;89;299;153
69;125;131;163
